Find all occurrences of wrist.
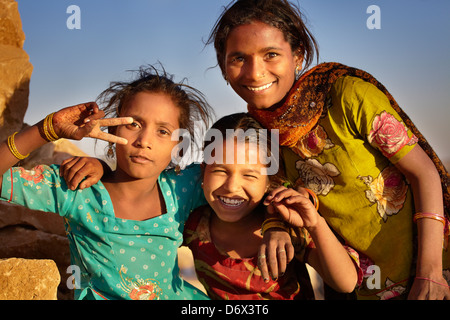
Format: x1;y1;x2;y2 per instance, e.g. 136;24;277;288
39;112;60;142
305;215;325;234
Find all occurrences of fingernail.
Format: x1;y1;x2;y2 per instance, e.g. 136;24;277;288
264;278;269;283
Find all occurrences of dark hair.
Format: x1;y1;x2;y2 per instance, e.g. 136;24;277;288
96;64;214;161
203;112;289;191
206;0;319;79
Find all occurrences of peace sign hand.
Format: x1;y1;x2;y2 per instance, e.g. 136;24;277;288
52;102;133;145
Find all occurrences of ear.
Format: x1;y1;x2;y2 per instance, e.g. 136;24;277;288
293;50;304;72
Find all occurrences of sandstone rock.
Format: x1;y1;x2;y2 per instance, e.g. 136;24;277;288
0;201;72;300
0;1;88;300
0;0;33;142
0;258;60;300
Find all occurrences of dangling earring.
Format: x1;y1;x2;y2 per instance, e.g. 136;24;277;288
224;75;229;86
107;142;115;158
175;164;181;175
295;65;302;80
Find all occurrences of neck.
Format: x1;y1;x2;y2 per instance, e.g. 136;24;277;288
102;170;159;200
211;207;263;234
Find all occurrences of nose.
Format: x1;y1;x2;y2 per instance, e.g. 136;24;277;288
134;130;153;149
222;174;241;193
245;57;266;81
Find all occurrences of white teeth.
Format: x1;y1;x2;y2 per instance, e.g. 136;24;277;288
219;196;244;206
247;82;273;92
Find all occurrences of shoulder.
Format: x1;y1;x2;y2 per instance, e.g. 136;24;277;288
332;75;389;106
161;163;202;182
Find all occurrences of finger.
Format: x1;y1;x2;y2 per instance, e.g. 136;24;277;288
65;160;90;190
89;130;128;145
286;242;295;263
266;241;279;280
83;109;105;123
96;117;134;127
264;186;287;205
60;157;78;177
268;189;298;205
78;174;100;190
277;248;287;276
257;245;270;283
60;157;81;185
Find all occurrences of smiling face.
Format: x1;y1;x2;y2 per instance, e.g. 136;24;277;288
202;138;270;223
224;22;302;110
114;91;180;181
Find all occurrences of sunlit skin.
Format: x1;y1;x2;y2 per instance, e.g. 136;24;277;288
203;139;270;224
225;21;302;110
113;92;180;182
101;91;181;221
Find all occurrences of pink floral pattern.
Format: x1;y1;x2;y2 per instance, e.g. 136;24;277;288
358;166;408;221
296;125;334;158
16;166;46;185
368;111;418;158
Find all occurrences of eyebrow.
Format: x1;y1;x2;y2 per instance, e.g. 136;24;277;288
130;115;178;130
227;46;285;58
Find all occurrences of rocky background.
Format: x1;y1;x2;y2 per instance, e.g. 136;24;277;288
0;0;89;300
0;0;202;300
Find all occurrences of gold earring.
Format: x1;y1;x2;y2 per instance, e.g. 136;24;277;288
107;142;115;158
295;65;301;78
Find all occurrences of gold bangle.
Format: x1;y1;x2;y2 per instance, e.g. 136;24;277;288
46;112;59;141
42;113;59;142
261;218;289;236
7;132;29;160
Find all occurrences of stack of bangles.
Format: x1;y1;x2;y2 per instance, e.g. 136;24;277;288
261;218;290;236
7;113;60;161
7;132;29;160
42;112;59;142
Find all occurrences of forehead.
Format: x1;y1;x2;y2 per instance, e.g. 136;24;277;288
121;91;180;125
226;21;291;53
210;138;268;166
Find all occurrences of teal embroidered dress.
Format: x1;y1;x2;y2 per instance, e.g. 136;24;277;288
1;163;208;300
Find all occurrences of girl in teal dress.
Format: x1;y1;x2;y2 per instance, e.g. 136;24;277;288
0;65;213;300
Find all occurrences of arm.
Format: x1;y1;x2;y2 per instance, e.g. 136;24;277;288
264;186;358;293
0;102;132;192
394;145;450;300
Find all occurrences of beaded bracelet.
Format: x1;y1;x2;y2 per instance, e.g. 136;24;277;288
7;132;29;160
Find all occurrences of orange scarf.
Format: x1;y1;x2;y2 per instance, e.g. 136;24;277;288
248;62;450;219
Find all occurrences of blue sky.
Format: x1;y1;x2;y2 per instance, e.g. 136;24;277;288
16;0;450;162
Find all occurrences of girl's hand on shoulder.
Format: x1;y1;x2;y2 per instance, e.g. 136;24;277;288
264;186;319;229
52;102;133;144
60;156;107;190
